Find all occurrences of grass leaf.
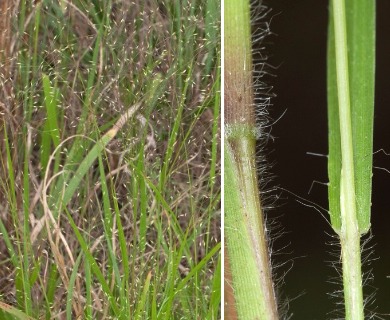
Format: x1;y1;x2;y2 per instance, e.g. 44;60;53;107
42;73;61;148
0;301;36;320
59;103;141;209
327;0;376;234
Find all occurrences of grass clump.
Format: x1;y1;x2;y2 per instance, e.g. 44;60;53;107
0;0;220;319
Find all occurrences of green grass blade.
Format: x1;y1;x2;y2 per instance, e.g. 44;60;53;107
1;125;18;267
41;73;62;176
66;253;83;320
97;156;123;291
207;253;221;320
134;271;152;319
112;191;131;318
58;103;141;209
64;207;120;316
176;242;220;293
135;148;148;253
61;134;112;207
327;0;376;234
42;73;61;148
84;259;93;320
40;121;53;176
45;264;59;319
159;64;192;191
160;234;188;320
0;301;36;320
204;0;220;76
327;0;375;318
136;173;187;256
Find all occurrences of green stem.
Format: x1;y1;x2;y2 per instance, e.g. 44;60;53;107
224;0;278;319
332;0;364;318
225;140;278;320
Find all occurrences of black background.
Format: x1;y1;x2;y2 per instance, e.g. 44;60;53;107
258;1;390;318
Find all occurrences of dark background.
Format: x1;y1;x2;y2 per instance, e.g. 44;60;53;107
260;1;390;319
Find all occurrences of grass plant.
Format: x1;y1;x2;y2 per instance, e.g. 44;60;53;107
0;0;220;319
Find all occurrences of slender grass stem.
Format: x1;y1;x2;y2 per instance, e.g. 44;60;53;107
340;178;364;319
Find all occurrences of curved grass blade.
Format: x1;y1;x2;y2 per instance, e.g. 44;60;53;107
0;301;36;320
59;103;141;208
